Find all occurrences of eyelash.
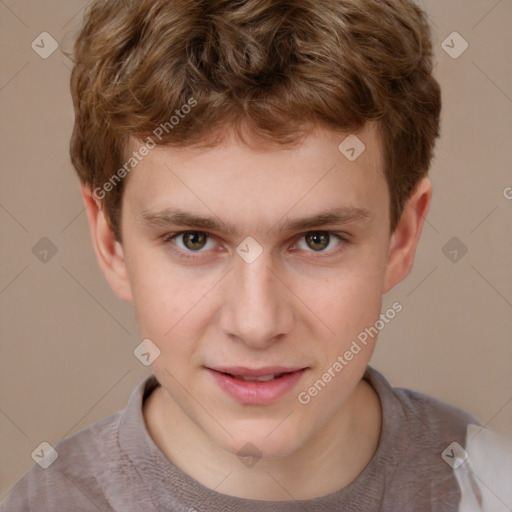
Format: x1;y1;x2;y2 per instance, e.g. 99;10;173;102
161;231;351;261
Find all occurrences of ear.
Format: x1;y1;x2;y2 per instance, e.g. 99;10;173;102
382;177;432;294
81;186;133;302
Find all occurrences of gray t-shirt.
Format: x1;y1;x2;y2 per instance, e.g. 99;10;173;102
1;366;487;511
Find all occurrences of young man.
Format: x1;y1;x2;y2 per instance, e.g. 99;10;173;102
2;0;511;511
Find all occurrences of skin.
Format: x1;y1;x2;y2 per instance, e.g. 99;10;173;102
82;121;432;500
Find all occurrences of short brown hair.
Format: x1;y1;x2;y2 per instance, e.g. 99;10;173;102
69;0;441;242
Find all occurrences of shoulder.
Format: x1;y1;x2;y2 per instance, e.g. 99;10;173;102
393;383;480;437
363;367;479;509
364;366;512;510
1;375;157;512
365;366;480;441
455;424;512;512
1;410;124;512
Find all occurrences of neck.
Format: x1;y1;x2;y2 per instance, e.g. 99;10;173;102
143;377;381;501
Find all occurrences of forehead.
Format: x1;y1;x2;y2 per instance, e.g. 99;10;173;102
127;121;383;163
122;122;388;230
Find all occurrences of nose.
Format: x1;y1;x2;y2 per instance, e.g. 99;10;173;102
218;250;295;349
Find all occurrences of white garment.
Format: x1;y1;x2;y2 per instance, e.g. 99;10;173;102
456;425;512;512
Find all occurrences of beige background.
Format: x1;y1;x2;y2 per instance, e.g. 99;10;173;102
1;0;511;499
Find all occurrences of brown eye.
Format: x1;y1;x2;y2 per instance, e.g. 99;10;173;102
304;232;330;251
163;230;219;260
181;231;209;251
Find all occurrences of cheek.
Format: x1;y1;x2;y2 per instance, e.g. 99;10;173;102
302;259;386;347
127;251;216;342
295;271;383;424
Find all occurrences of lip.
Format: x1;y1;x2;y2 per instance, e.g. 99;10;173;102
210;366;305;377
206;366;308;405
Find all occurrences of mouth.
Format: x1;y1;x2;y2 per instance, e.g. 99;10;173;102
210;365;307;379
224;372;288;382
205;366;309;404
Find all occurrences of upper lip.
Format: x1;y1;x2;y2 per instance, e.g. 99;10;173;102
207;366;307;377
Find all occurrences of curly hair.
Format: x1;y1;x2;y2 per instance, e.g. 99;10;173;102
69;0;441;242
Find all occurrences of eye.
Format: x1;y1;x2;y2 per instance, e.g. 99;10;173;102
163;229;350;261
292;231;348;255
164;231;217;254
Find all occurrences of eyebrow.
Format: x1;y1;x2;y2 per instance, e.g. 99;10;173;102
137;206;371;236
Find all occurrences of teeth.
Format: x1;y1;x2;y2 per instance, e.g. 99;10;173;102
234;374;278;382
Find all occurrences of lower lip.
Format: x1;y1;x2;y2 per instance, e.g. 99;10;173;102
207;368;308;405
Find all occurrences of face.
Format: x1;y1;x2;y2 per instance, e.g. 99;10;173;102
117;122;394;458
